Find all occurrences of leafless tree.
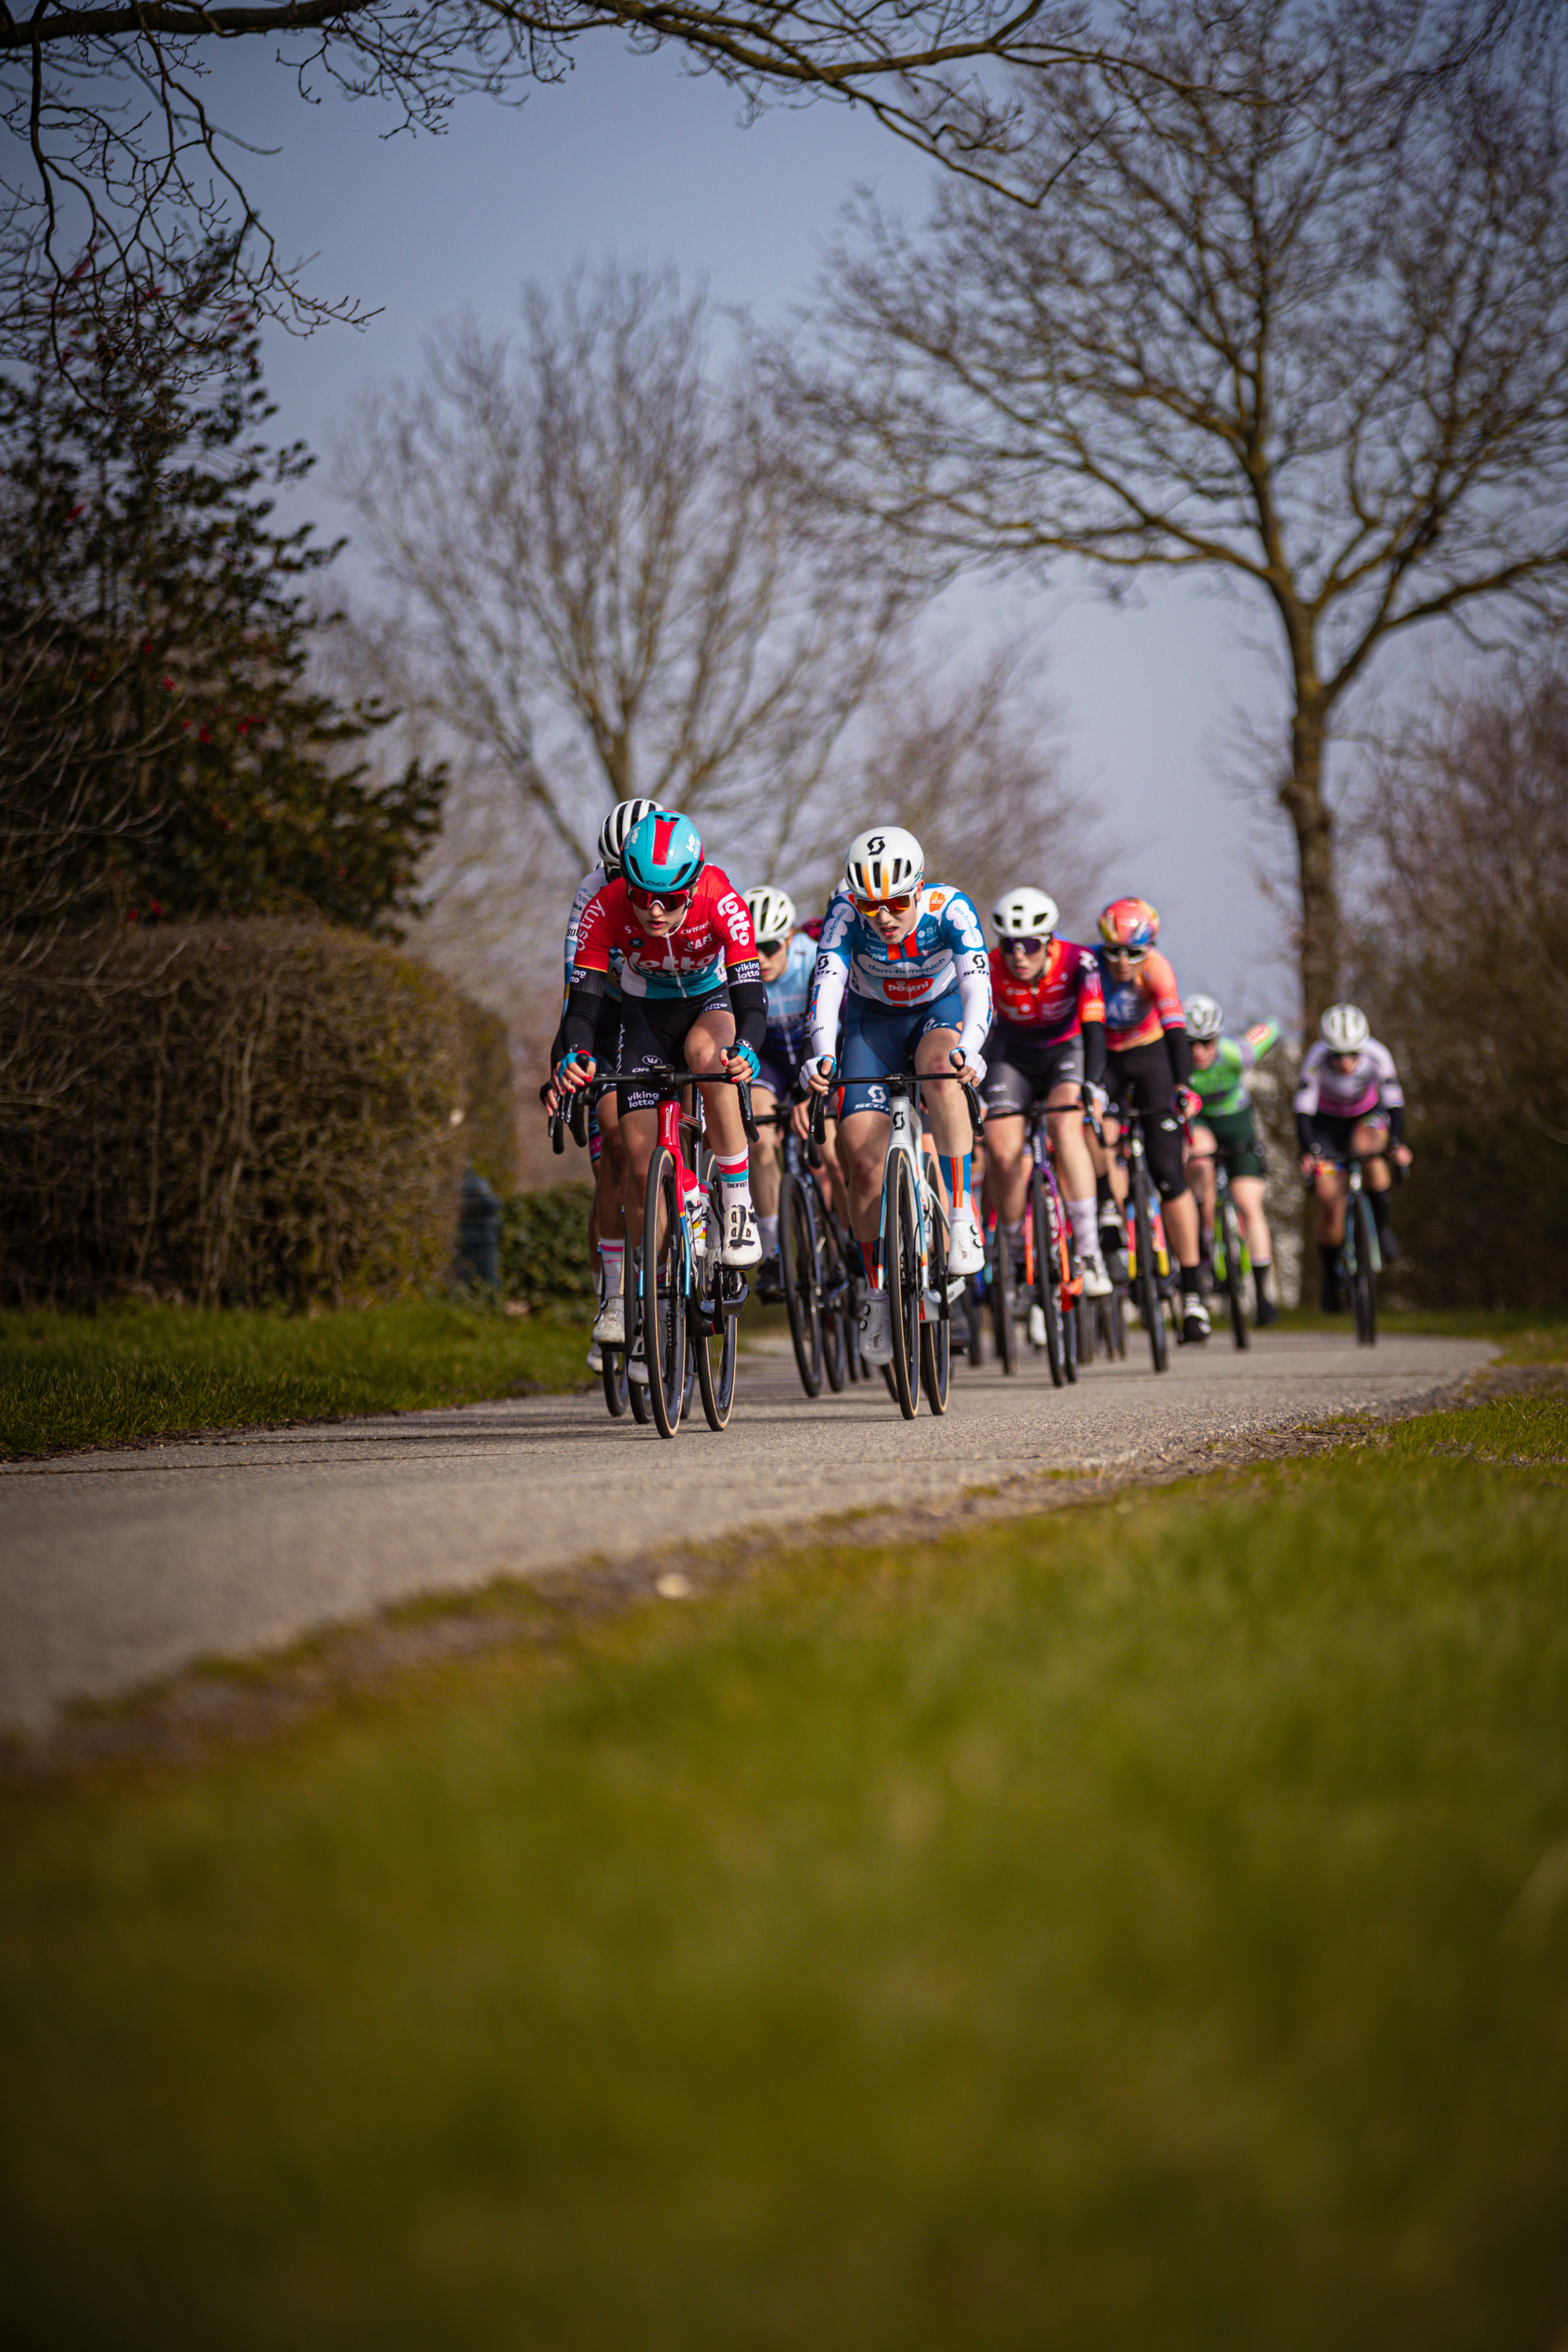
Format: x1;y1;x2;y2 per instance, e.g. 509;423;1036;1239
0;0;1139;370
782;0;1568;1024
335;263;920;885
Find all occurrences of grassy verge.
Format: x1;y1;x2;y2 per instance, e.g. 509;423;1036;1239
0;1298;590;1457
4;1398;1568;2347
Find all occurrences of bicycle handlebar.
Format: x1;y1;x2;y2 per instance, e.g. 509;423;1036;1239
805;1067;984;1144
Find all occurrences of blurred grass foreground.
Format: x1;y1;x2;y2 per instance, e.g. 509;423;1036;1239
3;1395;1567;2346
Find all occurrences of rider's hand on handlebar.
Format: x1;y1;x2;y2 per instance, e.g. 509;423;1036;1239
1392;1142;1413;1169
948;1046;981;1088
554;1050;596;1094
803;1054;836;1096
789;1094;815;1139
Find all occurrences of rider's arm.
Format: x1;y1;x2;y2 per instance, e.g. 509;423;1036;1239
561;966;607;1058
727;959;768;1054
1240;1017;1280;1069
1146;951;1192;1085
1081;1007;1107;1090
1293;1045;1322;1153
808;900;854;1065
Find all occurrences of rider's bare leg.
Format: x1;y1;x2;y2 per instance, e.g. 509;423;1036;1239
985;1113;1029;1228
1186;1124;1218;1243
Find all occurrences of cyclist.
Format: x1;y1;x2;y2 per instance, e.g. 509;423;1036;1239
1182;996;1280;1327
981;887;1111;1298
550;797;662;1370
1294;1004;1411;1312
802;826;992;1367
742;885;816;1298
554;811;767;1377
1091;896;1210;1343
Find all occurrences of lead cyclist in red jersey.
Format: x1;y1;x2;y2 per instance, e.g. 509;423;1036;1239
555;811;768;1367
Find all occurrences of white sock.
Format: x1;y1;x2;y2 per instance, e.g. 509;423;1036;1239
599;1239;623;1291
1067;1196;1101;1261
758;1214;779;1254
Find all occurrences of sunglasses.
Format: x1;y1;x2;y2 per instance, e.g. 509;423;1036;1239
1000;936;1047;956
757;938;789;957
628;885;693;915
1105;942;1149;962
855;892;917;917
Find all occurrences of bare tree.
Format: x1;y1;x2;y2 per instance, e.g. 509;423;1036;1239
0;0;1133;367
334;263;917;883
783;0;1568;1023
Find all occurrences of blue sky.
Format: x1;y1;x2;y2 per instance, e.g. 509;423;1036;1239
194;39;1293;1017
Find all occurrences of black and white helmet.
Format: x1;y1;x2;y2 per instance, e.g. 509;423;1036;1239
844;825;924;903
597;797;663;880
744;887;797;946
1320;1003;1370;1053
991;887;1059;940
1185;993;1225;1043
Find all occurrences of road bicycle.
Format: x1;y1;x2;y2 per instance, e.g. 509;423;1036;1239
1208;1152;1252;1350
811;1066;983;1421
548;1088;636;1419
1112;1104;1172;1374
762;1108;857;1399
1311;1147;1384;1346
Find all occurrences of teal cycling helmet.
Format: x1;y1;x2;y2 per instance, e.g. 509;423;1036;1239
623;809;702;895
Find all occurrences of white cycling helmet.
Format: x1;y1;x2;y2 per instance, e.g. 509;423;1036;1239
1321;1002;1370;1053
1185;993;1225;1043
992;887;1059;940
744;887;797;946
597;797;663;880
844;825;924;903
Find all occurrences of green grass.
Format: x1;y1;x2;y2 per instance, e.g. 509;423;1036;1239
5;1402;1568;2347
0;1298;591;1457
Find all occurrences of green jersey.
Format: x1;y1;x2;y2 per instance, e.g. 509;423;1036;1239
1190;1019;1279;1120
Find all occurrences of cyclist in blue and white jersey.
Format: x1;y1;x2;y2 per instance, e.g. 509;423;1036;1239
803;826;992;1366
549;797;661;1367
742;886;816;1296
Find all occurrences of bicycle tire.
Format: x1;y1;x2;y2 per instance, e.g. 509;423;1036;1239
644;1145;688;1439
693;1249;739;1435
601;1342;629;1417
623;1240;652;1424
1220;1194;1250;1350
1352;1193;1378;1346
1032;1164;1068;1387
1131;1167;1168;1374
886;1152;921;1420
919;1181;951;1414
1107;1283;1127;1360
1063;1279;1080;1381
821;1215;849;1391
779;1171;824;1398
989;1216;1018;1375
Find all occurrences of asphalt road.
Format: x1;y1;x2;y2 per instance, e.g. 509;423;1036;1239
0;1329;1492;1734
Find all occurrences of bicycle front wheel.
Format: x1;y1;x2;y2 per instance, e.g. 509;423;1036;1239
623;1241;652;1425
602;1342;629;1417
989;1215;1018;1374
1219;1194;1250;1350
1031;1165;1068;1387
1131;1170;1168;1374
779;1170;824;1397
885;1152;922;1419
1352;1194;1378;1345
643;1145;688;1439
919;1185;951;1415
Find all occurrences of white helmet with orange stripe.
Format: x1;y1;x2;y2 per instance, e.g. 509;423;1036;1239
844;826;924;905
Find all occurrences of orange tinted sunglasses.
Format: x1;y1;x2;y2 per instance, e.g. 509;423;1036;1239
854;891;917;917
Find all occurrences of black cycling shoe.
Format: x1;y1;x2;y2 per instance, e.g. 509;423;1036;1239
1181;1298;1211;1343
1319;1270;1345;1313
1254;1293;1279;1327
755;1250;786;1304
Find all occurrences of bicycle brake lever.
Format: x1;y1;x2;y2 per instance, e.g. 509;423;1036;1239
964;1081;985;1138
549;1110;565;1156
737;1080;760;1145
809;1090;828;1149
568;1092;590;1149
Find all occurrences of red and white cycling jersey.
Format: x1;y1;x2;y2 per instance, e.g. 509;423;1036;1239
572;865;757;1000
989;940;1105;1040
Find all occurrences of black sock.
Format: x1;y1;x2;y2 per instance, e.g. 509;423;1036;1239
1180;1264;1202;1301
1253;1261;1272;1311
1370;1187;1392;1238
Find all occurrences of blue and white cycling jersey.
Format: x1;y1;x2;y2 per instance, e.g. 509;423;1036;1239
808;884;993;1065
764;931;815;1066
563;864;622;1001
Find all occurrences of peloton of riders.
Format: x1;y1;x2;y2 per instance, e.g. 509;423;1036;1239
549;804;1412;1344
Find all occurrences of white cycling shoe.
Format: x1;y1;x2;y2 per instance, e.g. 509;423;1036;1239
858;1288;895;1365
721;1196;763;1267
586;1341;604;1374
1079;1251;1112;1298
593;1294;626;1347
628;1331;649;1385
947;1205;985;1278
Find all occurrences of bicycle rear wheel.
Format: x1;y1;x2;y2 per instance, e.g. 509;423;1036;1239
919;1185;951;1414
694;1256;739;1433
779;1171;824;1397
1031;1165;1068;1387
643;1145;688;1439
623;1242;652;1424
1352;1193;1379;1345
1219;1194;1250;1350
1131;1170;1168;1374
886;1153;922;1420
989;1215;1018;1374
